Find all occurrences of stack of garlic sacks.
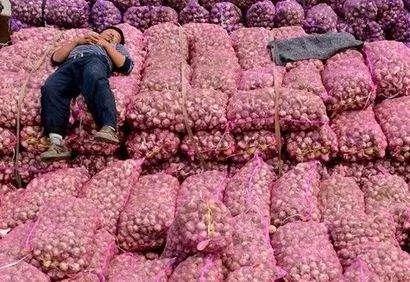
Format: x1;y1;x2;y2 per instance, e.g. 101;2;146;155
0;6;409;282
9;0;410;43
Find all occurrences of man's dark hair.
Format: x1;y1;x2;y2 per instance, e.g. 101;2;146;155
101;26;125;45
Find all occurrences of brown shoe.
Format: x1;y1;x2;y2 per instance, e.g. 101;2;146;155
94;126;120;144
40;143;72;161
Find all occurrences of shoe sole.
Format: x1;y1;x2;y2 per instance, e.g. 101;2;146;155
94;133;120;144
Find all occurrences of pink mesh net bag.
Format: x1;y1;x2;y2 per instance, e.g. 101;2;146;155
222;211;276;272
180;131;236;162
163;171;233;259
374;96;409;162
0;167;89;229
270;162;321;227
224;156;276;218
169;254;223;281
141;24;189;92
0;128;16;157
342;259;380;282
69;155;116;176
0;221;33;259
331;108;387;161
184;23;240;95
107;253;174;281
330;211;398;266
30;196;102;280
362;173;410;246
0;254;50;282
232;130;279;163
286;124;338;162
226;262;286;282
319;174;365;224
322;50;376;113
227;88;328;133
117;173;179;252
82;159;143;233
353;243;410;281
230;28;273;70
363;41;409;99
126;130;180;165
283;60;327;98
127;88;228;133
270;221;343;281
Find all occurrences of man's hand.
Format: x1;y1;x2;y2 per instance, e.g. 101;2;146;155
95;36;113;50
75;33;101;46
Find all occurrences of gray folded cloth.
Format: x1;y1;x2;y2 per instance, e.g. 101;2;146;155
269;32;363;66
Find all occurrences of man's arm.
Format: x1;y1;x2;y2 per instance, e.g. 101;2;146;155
51;33;100;64
97;39;134;75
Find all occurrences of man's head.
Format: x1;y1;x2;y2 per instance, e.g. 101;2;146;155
100;26;125;45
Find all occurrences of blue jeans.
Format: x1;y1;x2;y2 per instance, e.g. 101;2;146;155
41;54;117;136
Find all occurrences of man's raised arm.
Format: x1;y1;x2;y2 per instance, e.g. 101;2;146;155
51;33;99;64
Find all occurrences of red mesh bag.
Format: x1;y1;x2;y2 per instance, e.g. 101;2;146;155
0;151;70;186
107;253;174;281
270;162;321;227
283;60;327;98
330;211;398;266
270;25;307;40
0;167;89;229
181;131;235;162
86;229;118;280
164;171;232;259
224;156;276;218
227;88;328;133
238;65;278;91
164;196;233;258
226;262;286;282
69;155;117;176
375;96;409;162
126;130;180;165
342;259;380;282
65;128;120;156
141;24;189;92
176;170;227;210
82;159;143;233
331;108;387;161
127;88;228;132
169;254;223;281
363;173;409;213
230;28;273;70
270;221;343;281
232;130;279;163
222;211;275;272
286;124;338;162
322;50;376;113
0;221;33;259
30;196;102;279
362;173;410;246
319;174;365;224
363;41;409;99
354;243;410;281
0;128;16;156
0;254;50;282
117;173;179;252
185;23;240;95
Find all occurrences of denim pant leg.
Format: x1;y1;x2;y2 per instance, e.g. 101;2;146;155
41;62;78;136
79;56;117;129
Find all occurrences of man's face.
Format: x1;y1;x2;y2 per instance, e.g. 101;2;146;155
100;29;122;44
